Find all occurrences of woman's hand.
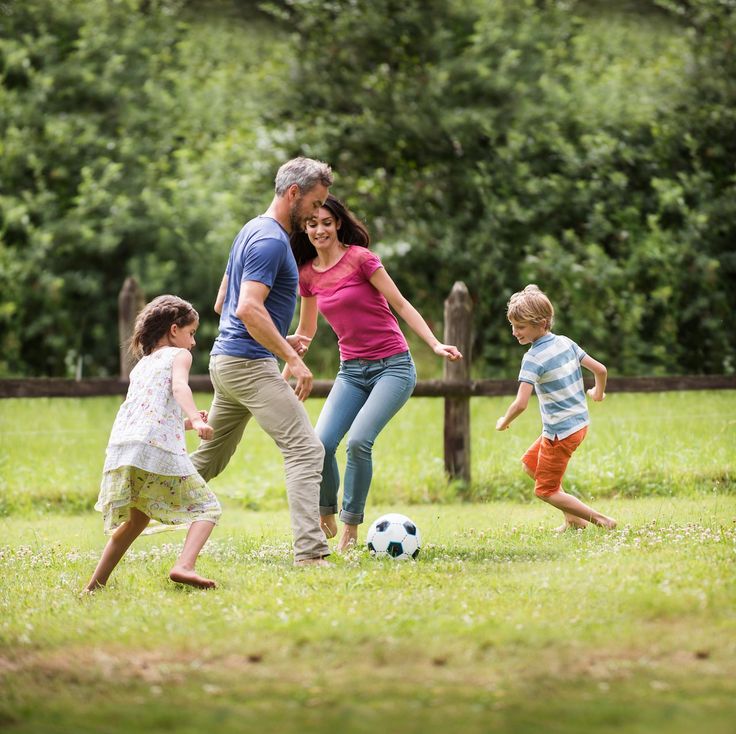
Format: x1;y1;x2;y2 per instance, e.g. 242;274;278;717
433;343;463;361
286;333;312;357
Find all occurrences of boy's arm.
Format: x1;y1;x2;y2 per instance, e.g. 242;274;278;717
496;382;534;431
581;354;607;402
171;350;214;440
214;274;228;315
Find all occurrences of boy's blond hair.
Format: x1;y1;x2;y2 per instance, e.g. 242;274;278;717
506;284;554;330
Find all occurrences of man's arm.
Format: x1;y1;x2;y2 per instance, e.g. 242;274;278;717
214;274;228;315
234;280;314;400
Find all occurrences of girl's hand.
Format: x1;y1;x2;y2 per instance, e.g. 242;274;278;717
184;410;209;431
587;388;606;402
496;417;509;431
192;418;213;440
433;343;463;361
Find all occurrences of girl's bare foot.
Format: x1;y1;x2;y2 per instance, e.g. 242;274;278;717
169;565;217;589
337;524;358;553
320;514;338;539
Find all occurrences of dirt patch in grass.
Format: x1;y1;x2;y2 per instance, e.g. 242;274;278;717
2;635;732;694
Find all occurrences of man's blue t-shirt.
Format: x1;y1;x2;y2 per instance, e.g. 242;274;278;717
211;216;297;360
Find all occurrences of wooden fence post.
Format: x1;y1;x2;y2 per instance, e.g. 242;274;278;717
443;281;473;485
118;277;144;380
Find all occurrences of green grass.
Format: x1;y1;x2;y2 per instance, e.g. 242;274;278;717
0;391;734;732
1;498;735;733
1;391;734;516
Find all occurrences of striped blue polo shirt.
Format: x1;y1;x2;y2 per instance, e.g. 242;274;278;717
518;333;589;440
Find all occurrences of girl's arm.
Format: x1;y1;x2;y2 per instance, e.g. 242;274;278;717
581;354;607;402
171;350;213;440
214;274;228;315
368;267;462;361
282;296;319;380
496;382;534;430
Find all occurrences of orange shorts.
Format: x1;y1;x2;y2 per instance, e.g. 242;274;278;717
521;426;588;498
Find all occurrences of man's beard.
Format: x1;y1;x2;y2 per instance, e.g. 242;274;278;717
289;199;304;234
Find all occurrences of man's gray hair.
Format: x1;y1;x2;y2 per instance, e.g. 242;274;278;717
274;156;333;195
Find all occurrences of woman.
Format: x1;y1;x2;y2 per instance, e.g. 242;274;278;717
287;195;462;551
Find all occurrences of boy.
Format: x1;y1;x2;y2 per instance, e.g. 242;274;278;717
496;284;616;531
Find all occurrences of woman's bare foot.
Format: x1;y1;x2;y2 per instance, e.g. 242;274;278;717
169;565;217;589
320;514;338;539
337;524;358;553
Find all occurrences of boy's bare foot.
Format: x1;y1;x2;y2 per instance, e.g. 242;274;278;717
320;515;338;539
81;580;105;594
294;557;331;567
596;516;617;530
169;565;217;589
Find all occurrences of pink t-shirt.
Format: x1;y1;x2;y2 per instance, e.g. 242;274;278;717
299;246;409;360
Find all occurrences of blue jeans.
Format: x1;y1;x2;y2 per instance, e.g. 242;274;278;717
316;351;416;525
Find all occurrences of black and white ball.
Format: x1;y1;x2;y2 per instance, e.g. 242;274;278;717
366;513;421;560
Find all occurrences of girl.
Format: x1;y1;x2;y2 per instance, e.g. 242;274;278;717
84;295;222;592
287;195;462;552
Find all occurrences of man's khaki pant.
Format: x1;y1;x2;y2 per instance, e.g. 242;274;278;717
190;354;329;562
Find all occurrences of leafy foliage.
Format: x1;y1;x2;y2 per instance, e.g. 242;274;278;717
0;0;284;376
1;0;734;377
266;0;736;376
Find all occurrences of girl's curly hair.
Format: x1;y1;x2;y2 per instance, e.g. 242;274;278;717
130;295;198;358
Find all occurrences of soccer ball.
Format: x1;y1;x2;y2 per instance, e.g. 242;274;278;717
366;513;421;560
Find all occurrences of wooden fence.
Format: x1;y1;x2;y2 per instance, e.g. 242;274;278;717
2;279;735;484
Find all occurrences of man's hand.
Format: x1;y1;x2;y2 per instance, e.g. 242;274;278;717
286;355;313;401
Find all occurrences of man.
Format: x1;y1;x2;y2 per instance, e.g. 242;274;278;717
191;157;333;566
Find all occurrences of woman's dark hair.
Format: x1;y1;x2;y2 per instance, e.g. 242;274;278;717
290;194;370;266
130;295;199;358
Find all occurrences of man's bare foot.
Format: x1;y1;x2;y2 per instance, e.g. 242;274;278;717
320;515;338;539
169;565;217;589
294;557;331;567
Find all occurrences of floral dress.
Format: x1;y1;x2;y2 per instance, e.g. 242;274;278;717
95;346;221;535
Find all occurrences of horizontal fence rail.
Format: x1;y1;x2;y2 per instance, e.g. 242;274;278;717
4;278;736;484
1;374;735;399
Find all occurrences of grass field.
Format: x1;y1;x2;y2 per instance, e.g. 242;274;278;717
1;391;734;515
0;391;734;733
